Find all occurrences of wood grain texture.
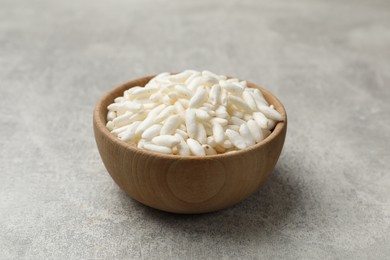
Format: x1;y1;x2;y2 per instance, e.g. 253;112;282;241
93;76;287;214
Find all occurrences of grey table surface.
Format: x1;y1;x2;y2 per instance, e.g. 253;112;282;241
1;0;389;259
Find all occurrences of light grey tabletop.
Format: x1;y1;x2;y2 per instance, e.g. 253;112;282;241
1;0;389;259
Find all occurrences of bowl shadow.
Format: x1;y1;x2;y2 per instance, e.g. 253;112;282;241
116;160;303;240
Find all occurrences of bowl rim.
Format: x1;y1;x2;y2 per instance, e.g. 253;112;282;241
94;74;287;160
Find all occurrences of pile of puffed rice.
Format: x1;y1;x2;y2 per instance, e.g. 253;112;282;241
106;70;283;156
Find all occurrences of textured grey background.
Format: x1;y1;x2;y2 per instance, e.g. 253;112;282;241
1;0;389;259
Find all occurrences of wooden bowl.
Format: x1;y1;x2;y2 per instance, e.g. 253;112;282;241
93;75;287;214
